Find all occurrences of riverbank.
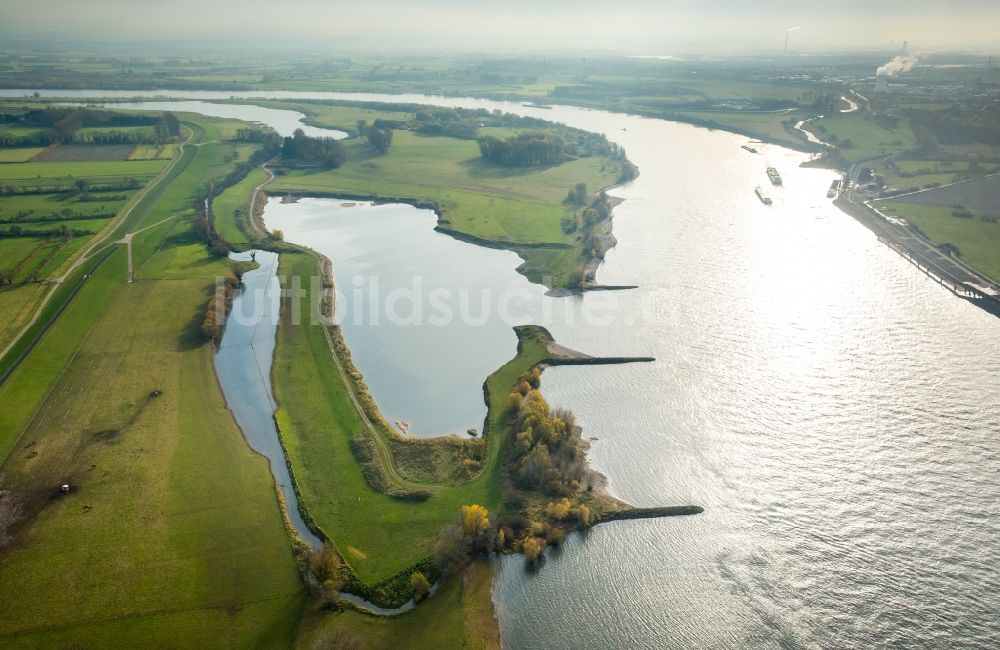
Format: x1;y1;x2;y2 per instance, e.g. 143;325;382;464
834;195;1000;316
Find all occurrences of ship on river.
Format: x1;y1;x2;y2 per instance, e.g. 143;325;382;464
741;144;758;154
767;167;783;186
755;186;773;205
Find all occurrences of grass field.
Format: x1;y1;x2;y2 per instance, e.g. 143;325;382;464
269;131;621;244
299;561;500;649
668;109;805;149
875;201;1000;282
808;113;919;161
0;114;308;646
273;250;548;584
0;125;48;139
0;283;47;352
212;166;268;245
0;253;304;646
269;122;623;287
0;159;167;184
0;192;130;220
276;102;413;135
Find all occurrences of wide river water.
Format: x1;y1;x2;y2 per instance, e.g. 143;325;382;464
9;89;999;648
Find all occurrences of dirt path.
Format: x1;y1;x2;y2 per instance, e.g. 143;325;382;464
318;306;435;492
247;158;278;240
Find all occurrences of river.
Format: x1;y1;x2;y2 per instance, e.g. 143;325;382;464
7;89;998;648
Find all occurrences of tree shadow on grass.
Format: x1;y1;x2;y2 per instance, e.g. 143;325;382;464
457;157;561;180
176;282;215;352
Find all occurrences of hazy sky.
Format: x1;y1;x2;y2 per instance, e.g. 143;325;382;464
4;0;999;52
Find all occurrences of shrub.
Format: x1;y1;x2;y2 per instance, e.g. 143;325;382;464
545;498;572;521
522;536;546;562
410;571;432;601
461;504;490;537
506;391;523;414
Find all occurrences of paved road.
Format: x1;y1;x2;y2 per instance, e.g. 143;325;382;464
841;159;1000;302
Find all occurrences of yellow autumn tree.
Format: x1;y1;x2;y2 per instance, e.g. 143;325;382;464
545;498;572;521
523;536;546;562
461;504;490;537
410;571;431;601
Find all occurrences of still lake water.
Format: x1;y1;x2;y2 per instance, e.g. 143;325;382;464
9;89;998;648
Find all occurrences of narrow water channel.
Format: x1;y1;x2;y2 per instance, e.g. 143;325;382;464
214;250;322;549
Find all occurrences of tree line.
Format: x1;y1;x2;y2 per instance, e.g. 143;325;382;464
0;223;88;239
281;128;347;168
0;108;179;147
199;263;248;341
0;178;142;197
478;133;566;167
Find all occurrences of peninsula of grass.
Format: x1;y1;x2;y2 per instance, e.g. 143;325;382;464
271;251;550;586
263;100;632;288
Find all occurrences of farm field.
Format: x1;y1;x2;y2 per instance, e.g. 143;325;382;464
882;173;1000;212
0;283;47;352
0;192;129;221
0;158;167;183
128;143;173;160
0;148;43;163
32;144;137;162
0;250;305;646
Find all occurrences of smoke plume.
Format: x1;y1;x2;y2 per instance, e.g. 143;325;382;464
877;54;918;77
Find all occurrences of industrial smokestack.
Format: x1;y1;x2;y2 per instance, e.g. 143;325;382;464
874;74;889;93
901;40;908;54
784;26;800;54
